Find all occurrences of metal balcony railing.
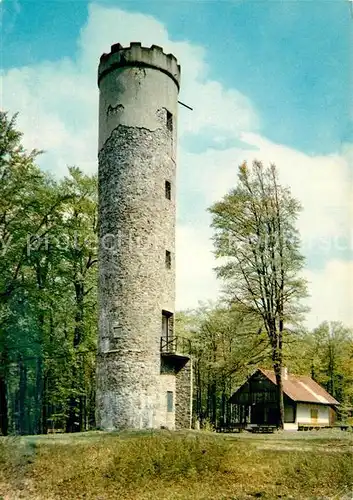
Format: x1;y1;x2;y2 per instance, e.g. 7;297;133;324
160;336;192;356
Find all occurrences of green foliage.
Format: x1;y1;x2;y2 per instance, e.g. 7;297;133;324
108;433;227;482
209;160;309;427
0;111;98;435
287;321;353;419
283;450;353;493
200;418;215;432
176;302;268;427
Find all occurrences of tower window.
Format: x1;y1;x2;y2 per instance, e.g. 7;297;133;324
162;312;169;338
167;391;174;412
165;180;171;200
166;110;173;132
162;310;173;339
165;250;171;269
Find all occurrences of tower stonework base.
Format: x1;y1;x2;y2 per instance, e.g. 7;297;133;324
96;43;190;430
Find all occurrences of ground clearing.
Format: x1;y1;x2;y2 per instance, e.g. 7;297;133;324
0;429;352;499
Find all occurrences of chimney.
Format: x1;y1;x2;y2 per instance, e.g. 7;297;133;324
281;367;288;380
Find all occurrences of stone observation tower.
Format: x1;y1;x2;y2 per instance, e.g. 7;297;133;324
96;43;192;430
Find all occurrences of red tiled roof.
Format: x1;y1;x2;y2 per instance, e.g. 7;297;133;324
258;368;340;405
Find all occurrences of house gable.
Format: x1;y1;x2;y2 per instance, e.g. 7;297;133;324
229;368;339;407
229;369;294;406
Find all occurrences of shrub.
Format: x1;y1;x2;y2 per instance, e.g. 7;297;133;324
283;450;353;493
201;419;215;432
107;432;229;484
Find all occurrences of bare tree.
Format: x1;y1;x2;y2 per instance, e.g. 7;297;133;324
209;160;308;428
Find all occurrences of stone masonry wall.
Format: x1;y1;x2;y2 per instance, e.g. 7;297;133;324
159;373;176;429
175;359;193;429
96;124;175;430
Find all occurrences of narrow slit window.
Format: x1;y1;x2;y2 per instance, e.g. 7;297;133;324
165;250;171;269
162;314;168;338
166;110;173;132
167;391;174;412
165;180;171;200
162;310;173;339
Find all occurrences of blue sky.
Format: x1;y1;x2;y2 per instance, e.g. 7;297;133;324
3;0;351;154
2;0;353;327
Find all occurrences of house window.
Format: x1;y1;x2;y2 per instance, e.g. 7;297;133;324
167;391;174;412
284;405;295;423
166;110;173;132
165;180;171;200
310;408;318;423
165;250;171;269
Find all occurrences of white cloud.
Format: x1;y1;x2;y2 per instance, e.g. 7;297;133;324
179;135;352;249
180;134;352;242
177;136;353;327
2;59;98;175
2;4;257;175
176;224;220;310
2;3;352;329
241;133;352;247
304;261;353;329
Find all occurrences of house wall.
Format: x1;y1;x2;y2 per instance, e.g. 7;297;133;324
329;406;337;425
283;423;298;431
159;374;176;429
159;355;193;430
247;401;331;430
281;403;331;430
296;403;329;425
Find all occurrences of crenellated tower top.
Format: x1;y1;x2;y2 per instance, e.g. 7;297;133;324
98;42;181;90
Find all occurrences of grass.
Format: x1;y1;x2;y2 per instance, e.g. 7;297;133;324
0;429;352;499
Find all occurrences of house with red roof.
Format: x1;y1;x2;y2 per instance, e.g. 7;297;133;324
229;367;340;430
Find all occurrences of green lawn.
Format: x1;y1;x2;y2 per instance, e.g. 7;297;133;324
1;429;352;499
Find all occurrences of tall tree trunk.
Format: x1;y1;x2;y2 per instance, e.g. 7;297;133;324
66;360;79;433
41;372;48;434
211;382;217;426
0;350;8;436
35;357;43;434
221;380;226;425
78;354;85;432
206;381;212;422
327;338;335;397
272;338;284;429
66;280;85;433
195;358;202;426
88;384;96;429
74;282;84;348
18;355;28;435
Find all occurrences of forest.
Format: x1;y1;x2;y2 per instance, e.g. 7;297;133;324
0;111;352;436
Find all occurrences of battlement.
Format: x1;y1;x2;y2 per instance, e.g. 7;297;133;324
98;42;181;89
